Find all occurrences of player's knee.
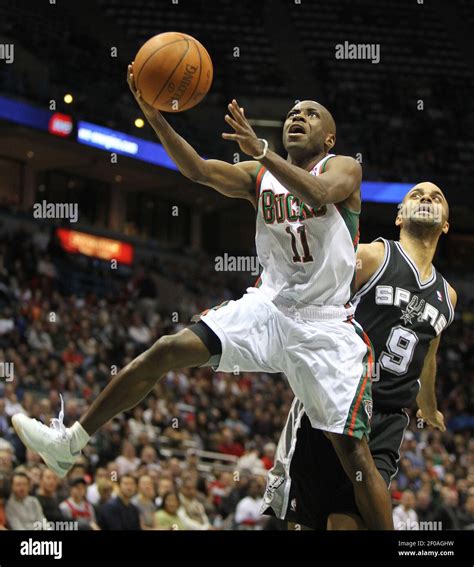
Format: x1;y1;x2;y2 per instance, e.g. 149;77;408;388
327;513;364;530
329;434;374;479
133;334;180;377
346;442;380;485
150;334;182;371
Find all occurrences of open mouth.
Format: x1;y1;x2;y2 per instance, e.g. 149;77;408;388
415;204;434;215
288;123;306;135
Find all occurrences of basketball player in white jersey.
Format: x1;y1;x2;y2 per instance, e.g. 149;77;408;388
12;65;393;529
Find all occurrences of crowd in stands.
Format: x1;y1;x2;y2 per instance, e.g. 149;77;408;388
0;225;473;530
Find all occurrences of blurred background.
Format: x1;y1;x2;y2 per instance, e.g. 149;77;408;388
0;0;472;531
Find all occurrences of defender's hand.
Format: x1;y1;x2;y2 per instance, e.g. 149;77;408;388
417;408;446;432
127;63;160;123
222;99;264;157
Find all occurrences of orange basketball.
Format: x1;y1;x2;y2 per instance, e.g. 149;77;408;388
132;32;213;113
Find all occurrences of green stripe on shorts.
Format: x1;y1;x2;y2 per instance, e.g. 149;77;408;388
343;323;374;439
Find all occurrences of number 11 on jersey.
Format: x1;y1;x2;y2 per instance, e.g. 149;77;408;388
285;225;314;263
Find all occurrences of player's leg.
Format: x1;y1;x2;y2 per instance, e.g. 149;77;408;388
13;289;276;478
327;409;409;530
327;513;365;530
325;432;393;530
12;324;215;477
287;522;313;530
280;315;393;530
261;400;340;531
79;326;212;435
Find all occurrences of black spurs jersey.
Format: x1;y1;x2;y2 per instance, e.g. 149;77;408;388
353;238;455;410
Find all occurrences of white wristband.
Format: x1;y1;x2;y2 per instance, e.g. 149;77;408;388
253;138;268;160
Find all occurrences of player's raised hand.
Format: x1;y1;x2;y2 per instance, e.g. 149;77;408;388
417;408;446;432
127;63;160;123
222;99;264;158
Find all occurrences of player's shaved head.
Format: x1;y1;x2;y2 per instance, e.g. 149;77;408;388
292;100;336;136
396;180;450;237
283;100;337;159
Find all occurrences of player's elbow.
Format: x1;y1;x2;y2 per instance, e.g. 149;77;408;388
184;158;208;184
307;190;325;209
187;169;206;184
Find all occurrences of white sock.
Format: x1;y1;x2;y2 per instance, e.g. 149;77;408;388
69;421;90;454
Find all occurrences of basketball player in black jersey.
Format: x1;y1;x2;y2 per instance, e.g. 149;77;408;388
261;181;457;529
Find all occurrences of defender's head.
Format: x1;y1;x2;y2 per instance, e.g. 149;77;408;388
283;100;336;157
396;182;449;235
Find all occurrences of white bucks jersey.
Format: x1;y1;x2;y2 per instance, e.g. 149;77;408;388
254;154;360;306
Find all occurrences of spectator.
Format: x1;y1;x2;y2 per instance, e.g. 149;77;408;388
128;314;151;345
132;474;157;530
178;476;211;530
166;458;183;485
433;487;461;530
115;440;140;476
3;385;24;417
27;321;53;351
59;477;99;530
154;492;184;530
36;469;64;523
138;444;160;474
155;477;174;508
393;490;419;530
0;399;9;437
128;407;156;445
94;479;115;511
68;463;89;482
97;474;141;530
459;495;474;530
0;445;15;476
261;443;276;470
208;471;234;509
219;472;250;523
217;428;244;458
234;478;266;530
26;464;42;494
5;472;45;530
237;442;266;475
86;468;108;506
184;448;199;473
415;489;437;525
0;473;9;530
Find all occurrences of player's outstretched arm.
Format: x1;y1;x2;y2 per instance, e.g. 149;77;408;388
127;65;256;202
416;284;457;431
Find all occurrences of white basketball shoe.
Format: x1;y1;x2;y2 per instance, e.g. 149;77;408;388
12;396;81;478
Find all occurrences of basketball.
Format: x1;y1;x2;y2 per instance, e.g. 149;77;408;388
132;32;213;113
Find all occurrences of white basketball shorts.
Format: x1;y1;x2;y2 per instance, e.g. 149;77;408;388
200;287;373;439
